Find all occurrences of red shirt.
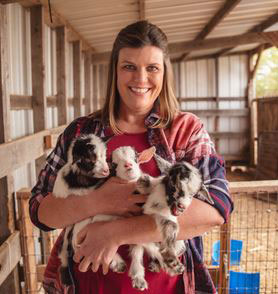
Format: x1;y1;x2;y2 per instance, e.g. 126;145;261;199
73;131;183;294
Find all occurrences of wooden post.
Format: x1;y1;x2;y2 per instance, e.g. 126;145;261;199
17;188;38;293
0;4;20;293
56;26;68;125
247;46;264;166
30;5;48;179
214;57;220;153
73;41;81;118
218;222;231;294
92;64;99;112
84;51;92;115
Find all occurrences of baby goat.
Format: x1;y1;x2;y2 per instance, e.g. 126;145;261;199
90;146;155;274
52;134;110;285
129;156;214;291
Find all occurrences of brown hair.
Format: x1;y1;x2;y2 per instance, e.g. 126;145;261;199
100;20;179;134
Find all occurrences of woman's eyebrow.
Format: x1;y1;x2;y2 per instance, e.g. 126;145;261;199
121;60;161;66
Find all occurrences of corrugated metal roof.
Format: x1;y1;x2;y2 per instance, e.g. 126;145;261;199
50;0;278;59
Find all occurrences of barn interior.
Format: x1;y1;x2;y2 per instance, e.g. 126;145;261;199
0;0;278;293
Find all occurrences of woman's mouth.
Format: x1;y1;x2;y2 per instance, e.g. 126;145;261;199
129;87;150;94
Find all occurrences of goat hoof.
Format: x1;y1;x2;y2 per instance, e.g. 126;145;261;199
165;261;185;276
132;277;148;291
110;261;126;273
148;260;161;273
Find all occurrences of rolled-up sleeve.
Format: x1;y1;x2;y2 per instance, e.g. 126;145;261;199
29;133;66;231
181;116;233;223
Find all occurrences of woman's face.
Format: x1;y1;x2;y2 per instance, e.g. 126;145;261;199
117;46;164;115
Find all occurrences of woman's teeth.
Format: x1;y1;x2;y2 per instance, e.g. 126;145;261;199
130;87;149;93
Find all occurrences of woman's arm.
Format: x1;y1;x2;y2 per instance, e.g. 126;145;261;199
38;177;147;229
73;198;223;274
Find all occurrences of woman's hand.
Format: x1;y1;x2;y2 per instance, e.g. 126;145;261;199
91;177;147;217
73;221;121;274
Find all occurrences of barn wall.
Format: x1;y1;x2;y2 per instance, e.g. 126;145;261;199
174;55;249;162
257;97;278;179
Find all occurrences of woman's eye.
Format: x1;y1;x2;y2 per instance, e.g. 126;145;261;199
123;64;136;71
147;66;159;72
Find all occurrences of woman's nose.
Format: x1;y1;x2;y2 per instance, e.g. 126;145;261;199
133;68;148;83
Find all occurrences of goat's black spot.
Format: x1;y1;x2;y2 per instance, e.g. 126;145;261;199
64;170;105;189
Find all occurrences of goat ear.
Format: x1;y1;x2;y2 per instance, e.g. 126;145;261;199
138;146;156;165
195;184;214;205
102;135;113;143
154;154;172;173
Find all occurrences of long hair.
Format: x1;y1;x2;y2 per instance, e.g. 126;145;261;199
100;20;179;134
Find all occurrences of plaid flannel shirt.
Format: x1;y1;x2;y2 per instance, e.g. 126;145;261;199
30;110;233;294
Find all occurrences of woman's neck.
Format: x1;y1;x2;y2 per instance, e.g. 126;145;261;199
116;112;147;133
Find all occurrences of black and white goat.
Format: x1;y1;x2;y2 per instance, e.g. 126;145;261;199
125;153;214;291
52;134;110;285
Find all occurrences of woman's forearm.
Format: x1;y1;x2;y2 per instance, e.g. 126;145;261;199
38;191;103;229
113;198;224;246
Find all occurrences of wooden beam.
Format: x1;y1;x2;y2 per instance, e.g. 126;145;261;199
138;0;145;20
17;189;38;293
0;232;21;286
179;96;246;102
180;0;242;61
73;41;82;118
10;95;32;110
31;5;47;132
0;6;20;293
169;31;276;55
0;5;11;143
217;11;278;56
56;26;68;125
229;180;278;193
209;131;248;139
182;109;249;117
0;125;65;179
93;31;275;63
84;51;92;115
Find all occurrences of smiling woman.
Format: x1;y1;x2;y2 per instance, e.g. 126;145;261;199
29;20;233;294
116;46;164;129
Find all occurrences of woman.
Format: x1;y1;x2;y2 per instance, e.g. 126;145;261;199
30;20;233;294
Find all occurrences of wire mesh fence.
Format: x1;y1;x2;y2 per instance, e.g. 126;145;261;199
13;181;278;293
204;181;278;294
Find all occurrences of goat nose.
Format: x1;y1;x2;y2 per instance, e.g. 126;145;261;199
124;162;132;168
102;168;109;175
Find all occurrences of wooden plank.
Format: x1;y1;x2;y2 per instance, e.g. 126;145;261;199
56;27;69;126
138;0;145;20
92;65;100;111
84;51;92;115
36;264;46;283
17;189;38;293
0;232;21;286
0;125;66;178
184;109;248;117
209;131;248;139
217;11;278;56
0;4;10;143
0;6;20;293
218;222;230;294
10;95;33;110
31;5;47;133
178;96;246;102
73;41;82;118
229;180;278;193
180;0;242;61
169;31;276;55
